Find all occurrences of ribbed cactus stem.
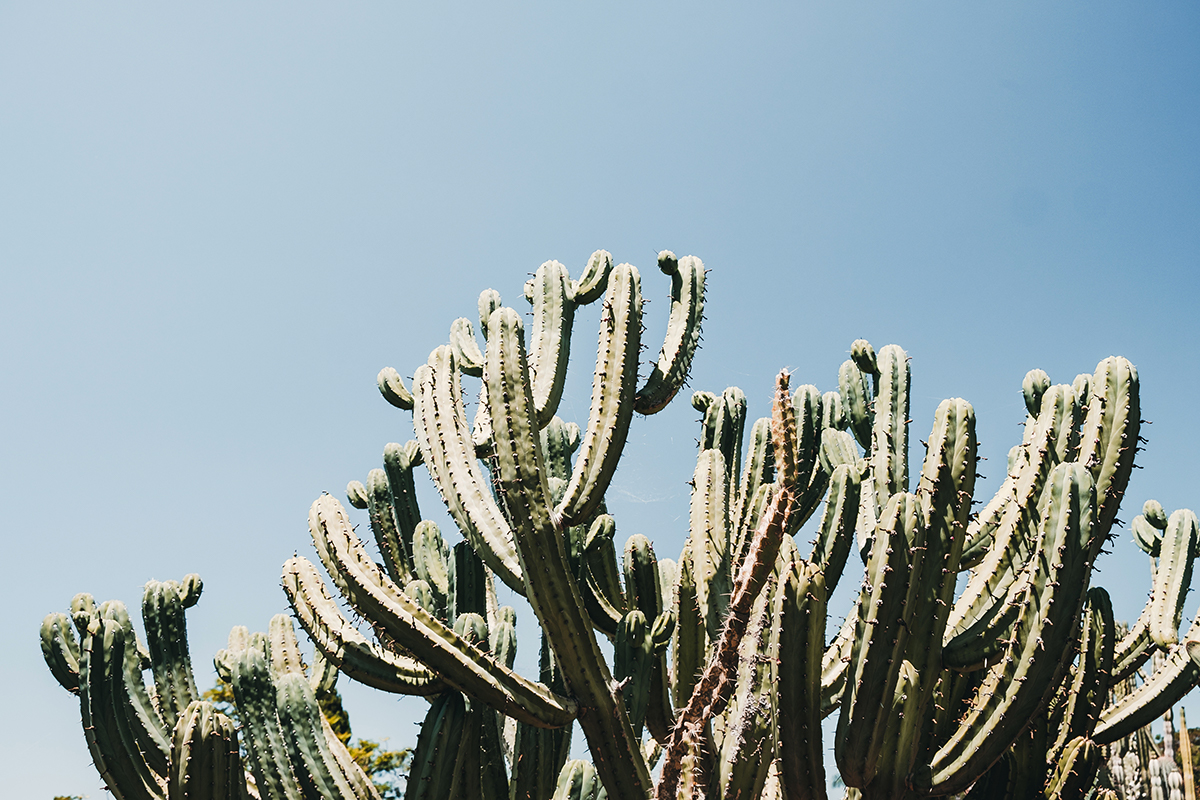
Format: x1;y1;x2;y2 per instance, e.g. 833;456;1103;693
412;345;525;593
555;264;643;527
634;252;705;415
484;304;650;800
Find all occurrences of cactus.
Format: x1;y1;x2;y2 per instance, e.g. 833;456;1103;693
41;575;379;800
44;250;1200;800
274;246;1200;800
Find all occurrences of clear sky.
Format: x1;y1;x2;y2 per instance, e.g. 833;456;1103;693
3;4;1198;797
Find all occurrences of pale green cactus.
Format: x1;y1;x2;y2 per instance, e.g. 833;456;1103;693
276;245;1200;800
41;576;381;800
44;249;1200;800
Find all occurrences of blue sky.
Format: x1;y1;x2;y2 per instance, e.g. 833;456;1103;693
3;4;1198;796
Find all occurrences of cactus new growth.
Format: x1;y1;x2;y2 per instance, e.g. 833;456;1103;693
43;249;1200;800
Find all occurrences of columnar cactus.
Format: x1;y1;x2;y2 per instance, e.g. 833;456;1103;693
41;576;377;800
274;249;1200;800
43;249;1200;800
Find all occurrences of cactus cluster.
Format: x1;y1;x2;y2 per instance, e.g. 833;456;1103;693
42;575;381;799
43;249;1200;800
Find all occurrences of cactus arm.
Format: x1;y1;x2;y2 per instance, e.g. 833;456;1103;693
552;760;608;800
406;692;467;800
280;569;447;695
777;560;829;800
540;416;583;481
308;649;338;696
838;359;873;451
375;367;414;410
920;464;1096;796
346;480;368;509
410;520;452;614
867;399;977;796
555;264;643;527
41;612;82;694
941;579;1029;672
230;644;304;800
733;417;774;535
1045;736;1100;800
380;441;422;567
1149;509;1199;647
623;533;675;743
484;304;651;800
857;344;910;544
527;260;577;427
698;392;733;474
614;610;654;740
817;428;863;479
412;345;525;592
1077;356;1141;553
93;600;173;776
819;610;855;718
450;541;488;621
274;673;361;800
711;387;749;490
80;617;168;800
1047;588;1114;767
304;497;577;727
1112;603;1156;683
581;515;627;637
672;540;703;709
834;492;922;788
1131;513;1164;555
945;384;1079;641
364;467;412;587
1113;513;1200;681
449;317;485;378
384;438;427;563
690;448;733;651
266;614;307;679
169;701;247;800
320;714;381;800
634;252;705;415
821;390;846;432
786;384;825;530
142;581;199;733
571;249;614;306
806;463;861;596
1093;642;1200;745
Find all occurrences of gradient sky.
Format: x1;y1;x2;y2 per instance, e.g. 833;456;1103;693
3;4;1198;797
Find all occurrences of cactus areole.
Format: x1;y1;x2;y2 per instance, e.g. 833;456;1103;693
44;249;1200;800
